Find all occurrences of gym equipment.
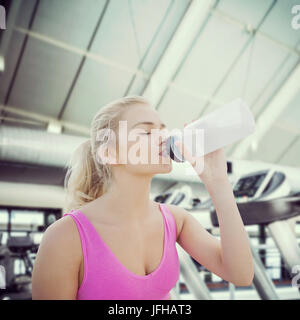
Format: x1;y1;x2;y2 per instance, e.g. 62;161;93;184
188;205;280;300
232;169;291;201
0;234;38;300
155;171;299;300
235;169;300;279
211;169;300;299
176;245;213;300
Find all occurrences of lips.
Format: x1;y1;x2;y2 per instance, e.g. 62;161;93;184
159;146;167;157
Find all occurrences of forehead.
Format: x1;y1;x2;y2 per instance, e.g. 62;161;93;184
120;104;161;126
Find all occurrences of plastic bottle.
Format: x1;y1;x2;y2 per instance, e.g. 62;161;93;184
165;98;256;162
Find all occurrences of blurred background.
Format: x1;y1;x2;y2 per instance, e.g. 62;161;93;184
0;0;299;300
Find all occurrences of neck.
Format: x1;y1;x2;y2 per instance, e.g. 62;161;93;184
102;169;154;221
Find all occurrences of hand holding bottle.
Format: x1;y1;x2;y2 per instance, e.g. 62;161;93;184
174;121;229;185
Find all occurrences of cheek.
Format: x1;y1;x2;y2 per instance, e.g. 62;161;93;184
120;139;146;164
118;135;163;165
131;136;154;160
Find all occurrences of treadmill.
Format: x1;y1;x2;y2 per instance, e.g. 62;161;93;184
210;169;300;299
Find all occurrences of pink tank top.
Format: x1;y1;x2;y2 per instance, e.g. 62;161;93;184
63;203;180;300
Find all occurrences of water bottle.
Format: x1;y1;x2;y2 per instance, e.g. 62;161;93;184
165;98;256;162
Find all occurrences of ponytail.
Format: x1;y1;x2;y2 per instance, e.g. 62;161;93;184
64;139;104;212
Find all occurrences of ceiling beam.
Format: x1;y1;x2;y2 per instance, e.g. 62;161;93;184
13;26;149;79
0;104;90;135
231;61;300;159
142;0;215;107
212;8;300;58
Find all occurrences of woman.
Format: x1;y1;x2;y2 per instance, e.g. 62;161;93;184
31;95;254;300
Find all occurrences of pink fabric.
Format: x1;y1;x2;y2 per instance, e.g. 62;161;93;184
63;203;180;300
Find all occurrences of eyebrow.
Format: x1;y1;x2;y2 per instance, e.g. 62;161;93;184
131;121;166;129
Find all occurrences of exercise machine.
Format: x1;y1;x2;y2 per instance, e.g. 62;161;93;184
210;169;300;299
0;233;38;300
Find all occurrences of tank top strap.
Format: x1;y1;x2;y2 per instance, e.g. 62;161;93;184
158;203;177;243
63;210;89;264
63;209;101;242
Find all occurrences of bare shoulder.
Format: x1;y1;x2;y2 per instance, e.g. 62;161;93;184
45;214;80;240
157;202;188;241
31;214;82;299
38;214;82;262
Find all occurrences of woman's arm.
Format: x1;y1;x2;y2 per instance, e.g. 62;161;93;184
31;216;82;299
204;177;254;285
172;140;254;286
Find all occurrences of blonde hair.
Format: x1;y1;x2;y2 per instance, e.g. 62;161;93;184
63;95;150;213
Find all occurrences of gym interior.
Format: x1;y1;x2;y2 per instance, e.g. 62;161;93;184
0;0;300;300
